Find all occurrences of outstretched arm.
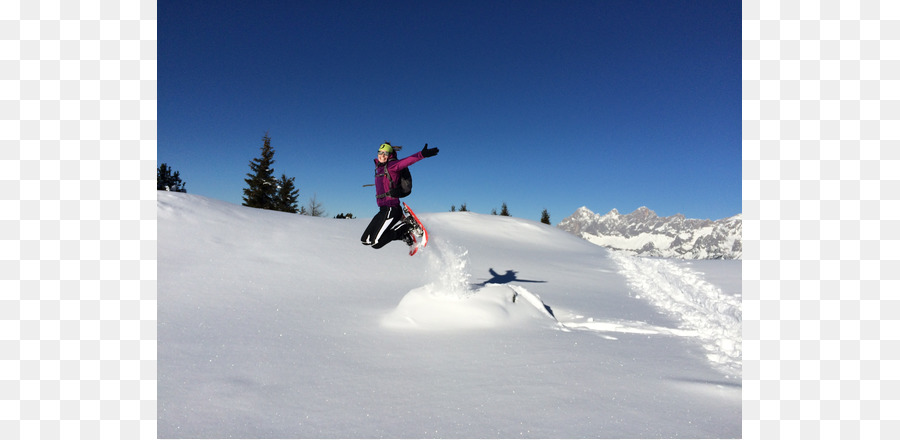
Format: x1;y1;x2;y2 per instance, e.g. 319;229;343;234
391;151;425;170
392;144;439;170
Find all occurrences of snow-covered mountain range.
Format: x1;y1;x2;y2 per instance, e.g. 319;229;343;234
557;206;742;260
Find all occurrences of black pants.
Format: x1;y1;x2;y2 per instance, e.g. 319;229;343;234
361;205;410;249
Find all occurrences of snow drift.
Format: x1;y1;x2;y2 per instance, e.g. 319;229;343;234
158;192;741;438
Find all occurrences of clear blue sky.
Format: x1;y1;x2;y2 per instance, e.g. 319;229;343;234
159;0;741;222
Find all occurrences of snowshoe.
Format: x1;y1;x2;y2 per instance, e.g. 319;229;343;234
402;202;428;252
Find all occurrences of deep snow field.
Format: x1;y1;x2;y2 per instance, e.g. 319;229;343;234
158;192;741;438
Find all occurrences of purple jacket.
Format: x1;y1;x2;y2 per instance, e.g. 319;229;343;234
374;151;424;207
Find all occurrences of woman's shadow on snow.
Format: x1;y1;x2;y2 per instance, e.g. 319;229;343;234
472;268;547;288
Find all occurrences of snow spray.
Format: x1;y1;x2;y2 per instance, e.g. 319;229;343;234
423;237;472;298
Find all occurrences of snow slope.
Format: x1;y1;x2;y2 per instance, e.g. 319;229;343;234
158;192;741;438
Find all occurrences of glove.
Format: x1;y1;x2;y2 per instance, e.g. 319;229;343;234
421;143;439;158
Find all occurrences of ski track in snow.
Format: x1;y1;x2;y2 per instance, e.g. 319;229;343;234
608;251;742;375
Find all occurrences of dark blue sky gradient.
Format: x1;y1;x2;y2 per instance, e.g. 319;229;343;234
159;0;741;221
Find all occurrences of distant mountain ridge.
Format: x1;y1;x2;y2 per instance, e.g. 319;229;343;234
557;206;742;260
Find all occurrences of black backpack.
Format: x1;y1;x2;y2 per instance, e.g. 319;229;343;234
390;166;412;198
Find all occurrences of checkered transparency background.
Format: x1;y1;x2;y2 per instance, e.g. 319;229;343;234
1;0;898;439
743;0;900;439
1;0;157;439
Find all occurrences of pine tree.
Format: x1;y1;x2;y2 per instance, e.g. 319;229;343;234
540;209;551;224
273;174;300;213
499;202;510;216
242;133;278;210
157;163;186;192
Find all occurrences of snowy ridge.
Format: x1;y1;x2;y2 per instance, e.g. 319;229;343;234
158;192;740;438
558;206;742;259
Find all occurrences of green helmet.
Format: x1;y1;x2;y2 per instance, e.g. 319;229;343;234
378;143;393;154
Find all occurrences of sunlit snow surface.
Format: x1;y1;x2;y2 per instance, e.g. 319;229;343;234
159;192;741;438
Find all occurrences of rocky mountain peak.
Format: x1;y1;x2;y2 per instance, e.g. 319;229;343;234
557;207;742;260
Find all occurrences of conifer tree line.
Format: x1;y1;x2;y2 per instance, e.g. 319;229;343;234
242;133;328;216
242;133;297;213
157;133;330;217
157;163;187;192
452;202;551;224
